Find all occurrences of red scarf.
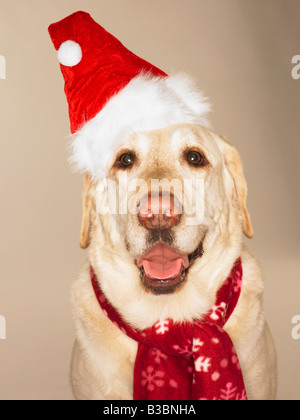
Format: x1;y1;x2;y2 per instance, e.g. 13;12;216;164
90;258;247;400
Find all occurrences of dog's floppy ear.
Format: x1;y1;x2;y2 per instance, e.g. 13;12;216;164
80;174;93;249
219;136;254;239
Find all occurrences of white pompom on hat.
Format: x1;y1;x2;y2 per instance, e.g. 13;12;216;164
57;40;82;67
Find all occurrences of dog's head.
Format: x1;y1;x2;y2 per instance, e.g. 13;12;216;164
80;124;252;325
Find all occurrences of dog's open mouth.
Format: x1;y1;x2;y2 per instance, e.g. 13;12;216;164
136;242;203;295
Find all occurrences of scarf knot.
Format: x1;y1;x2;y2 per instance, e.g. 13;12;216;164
91;258;247;400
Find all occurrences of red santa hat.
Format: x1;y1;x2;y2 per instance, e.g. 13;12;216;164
49;11;210;180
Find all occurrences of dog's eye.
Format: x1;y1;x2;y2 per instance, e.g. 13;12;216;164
119;153;135;168
187;151;206;166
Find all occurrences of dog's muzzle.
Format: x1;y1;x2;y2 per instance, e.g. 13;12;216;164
136;191;204;295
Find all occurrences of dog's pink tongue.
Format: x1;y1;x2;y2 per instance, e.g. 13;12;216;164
137;243;189;280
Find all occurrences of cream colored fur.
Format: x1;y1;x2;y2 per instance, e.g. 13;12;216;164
70;125;277;400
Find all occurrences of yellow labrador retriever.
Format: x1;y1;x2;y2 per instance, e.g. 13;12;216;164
70;124;277;400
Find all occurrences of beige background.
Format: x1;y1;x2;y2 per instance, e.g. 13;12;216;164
0;0;299;400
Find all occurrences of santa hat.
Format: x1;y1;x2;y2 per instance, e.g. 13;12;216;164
48;11;210;180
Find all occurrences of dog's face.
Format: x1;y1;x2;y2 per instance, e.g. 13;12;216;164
81;124;253;300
